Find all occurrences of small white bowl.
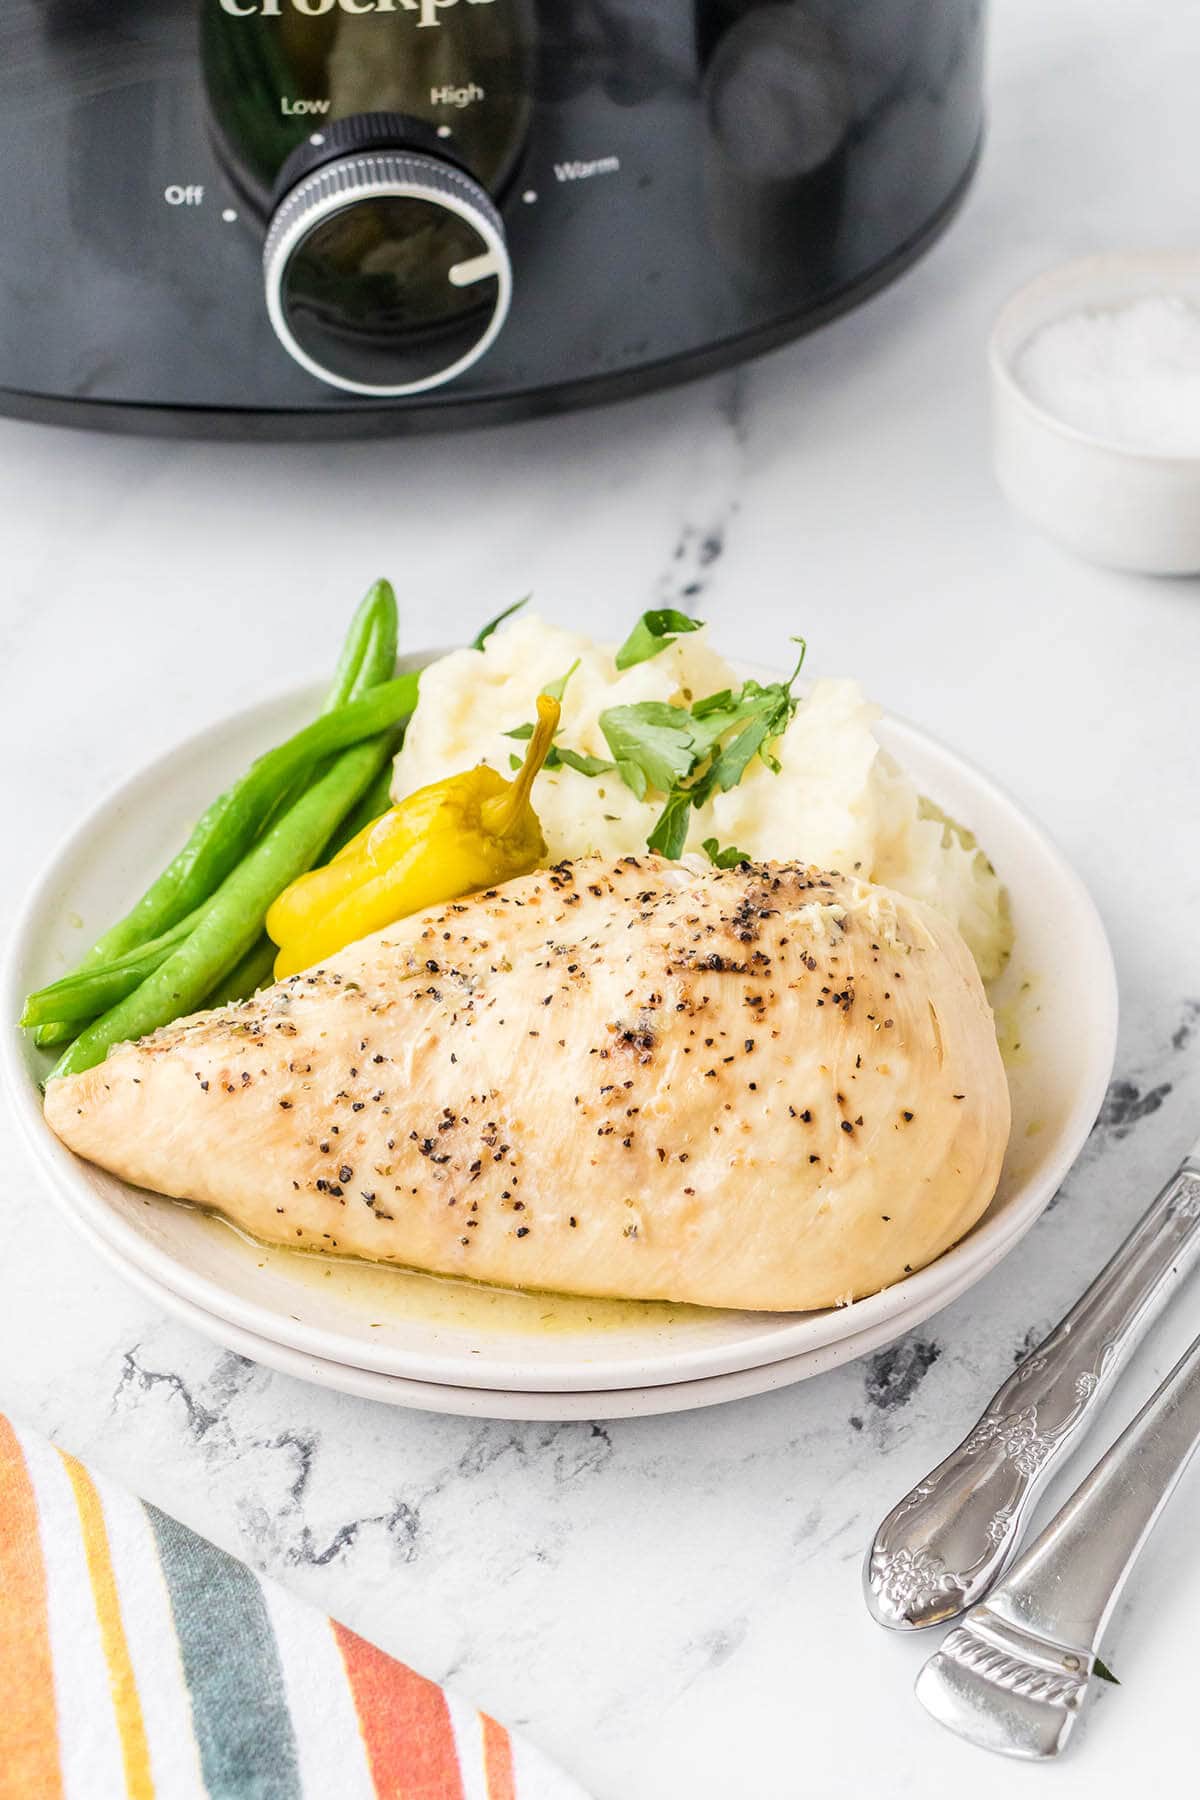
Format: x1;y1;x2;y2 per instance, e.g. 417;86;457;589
989;252;1200;574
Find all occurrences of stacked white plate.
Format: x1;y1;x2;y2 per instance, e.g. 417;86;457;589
3;666;1117;1421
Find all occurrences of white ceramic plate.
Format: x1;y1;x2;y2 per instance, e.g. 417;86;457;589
3;662;1117;1397
51;1185;993;1421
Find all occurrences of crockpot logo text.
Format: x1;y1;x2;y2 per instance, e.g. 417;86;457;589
217;0;494;21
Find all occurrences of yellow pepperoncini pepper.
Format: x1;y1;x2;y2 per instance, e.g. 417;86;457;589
267;694;561;979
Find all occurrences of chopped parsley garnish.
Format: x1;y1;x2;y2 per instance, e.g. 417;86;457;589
471;595;529;651
647;789;694;858
702;838;752;870
554;747;617;776
614;608;704;671
598;701;697;798
503;659;580;737
493;611;808;859
503;661;616;776
596;637;807;855
540;660;580;703
507;746;615;776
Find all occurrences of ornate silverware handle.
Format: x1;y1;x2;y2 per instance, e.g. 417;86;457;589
865;1139;1200;1629
915;1322;1200;1759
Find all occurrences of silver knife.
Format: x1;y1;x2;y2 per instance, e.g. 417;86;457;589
915;1318;1200;1758
864;1135;1200;1630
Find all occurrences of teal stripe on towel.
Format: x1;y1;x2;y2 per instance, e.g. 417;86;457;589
145;1502;302;1800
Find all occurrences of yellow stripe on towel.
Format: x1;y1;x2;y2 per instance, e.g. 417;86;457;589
61;1453;155;1800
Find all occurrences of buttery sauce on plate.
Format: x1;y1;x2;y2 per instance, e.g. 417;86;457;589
995;975;1038;1070
192;1208;712;1337
181;975;1038;1340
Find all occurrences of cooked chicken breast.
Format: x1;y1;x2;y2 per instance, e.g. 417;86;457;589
44;856;1010;1312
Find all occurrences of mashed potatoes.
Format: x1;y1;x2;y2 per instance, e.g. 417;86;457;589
392;615;1012;983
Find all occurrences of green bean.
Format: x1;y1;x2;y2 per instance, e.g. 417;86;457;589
33;582;398;1047
28;661;410;989
100;593;402;946
31;1022;80;1050
40;751;394;1031
202;933;277;1009
31;678;412;1049
195;756;397;1016
30;900;213;1047
351;581;399;695
197;730;403;1013
190;590;400;1019
30;1022;74;1049
32;764;386;1040
250;586;399;845
326;753;397;850
21;904;207;1029
326;580;395;710
51;731;396;1081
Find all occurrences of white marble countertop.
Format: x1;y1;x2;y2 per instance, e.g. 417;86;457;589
4;2;1200;1792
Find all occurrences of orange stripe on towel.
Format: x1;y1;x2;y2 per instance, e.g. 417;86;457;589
61;1453;155;1800
482;1714;516;1800
0;1417;63;1800
334;1621;466;1800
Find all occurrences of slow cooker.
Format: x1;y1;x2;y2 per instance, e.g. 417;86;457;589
0;1;986;436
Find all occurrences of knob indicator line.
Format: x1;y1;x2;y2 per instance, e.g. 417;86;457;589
262;145;511;398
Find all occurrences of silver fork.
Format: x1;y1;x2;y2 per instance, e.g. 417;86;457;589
914;1319;1200;1758
865;1138;1200;1629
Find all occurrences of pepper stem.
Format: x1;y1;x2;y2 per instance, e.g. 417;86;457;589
485;694;561;836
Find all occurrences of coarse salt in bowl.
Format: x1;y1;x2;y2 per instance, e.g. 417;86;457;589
989;252;1200;574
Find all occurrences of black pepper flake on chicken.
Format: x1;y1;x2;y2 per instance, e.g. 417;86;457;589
45;853;1009;1313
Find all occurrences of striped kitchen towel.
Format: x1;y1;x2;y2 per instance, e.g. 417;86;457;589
0;1413;588;1800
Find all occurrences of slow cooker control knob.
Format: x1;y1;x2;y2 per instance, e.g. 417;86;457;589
262;146;511;398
